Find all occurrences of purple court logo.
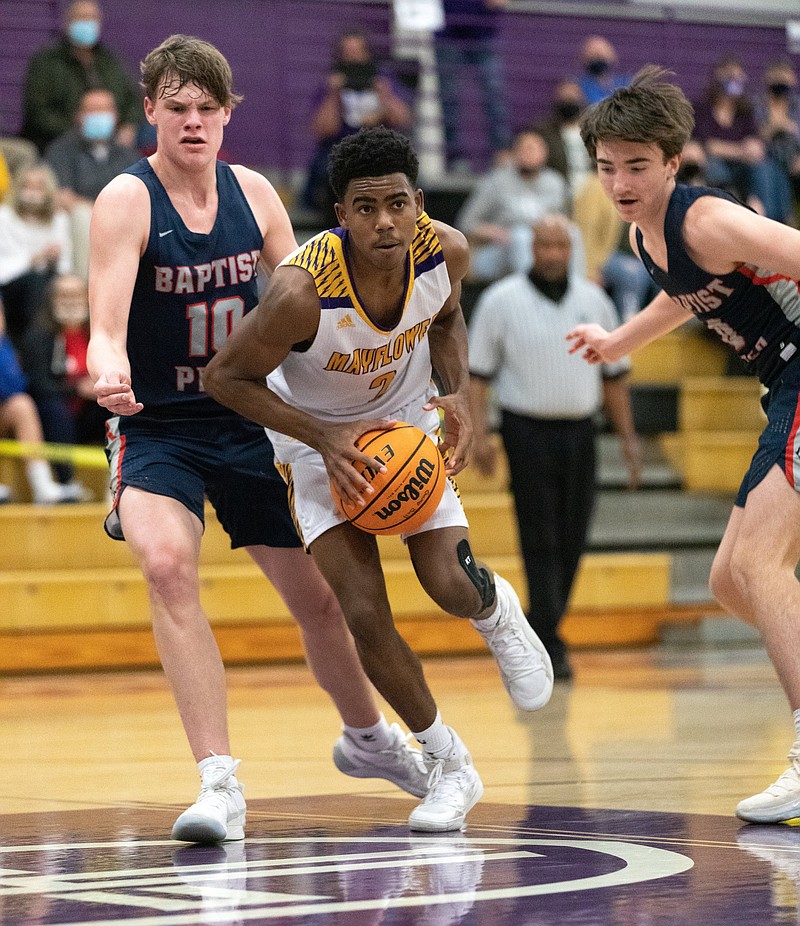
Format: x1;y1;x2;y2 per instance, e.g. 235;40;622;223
0;835;693;924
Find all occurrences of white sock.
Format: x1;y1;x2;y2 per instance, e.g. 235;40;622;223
792;709;800;742
26;459;60;502
473;591;502;628
343;713;393;752
413;711;454;758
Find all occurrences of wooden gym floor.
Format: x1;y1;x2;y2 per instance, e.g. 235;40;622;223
2;644;800;925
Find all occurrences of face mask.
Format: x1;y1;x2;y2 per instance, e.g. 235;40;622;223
586;59;610;78
723;78;745;97
769;83;793;97
677;162;702;182
337;61;377;91
556;101;582;121
81;111;115;142
68;19;100;47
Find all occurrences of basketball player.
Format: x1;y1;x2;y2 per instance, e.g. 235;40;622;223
87;36;428;845
566;66;800;824
204;126;554;833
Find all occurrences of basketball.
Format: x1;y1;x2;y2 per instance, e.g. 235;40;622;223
333;422;446;535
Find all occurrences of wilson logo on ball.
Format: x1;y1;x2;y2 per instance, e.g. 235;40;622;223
374;456;438;522
332;423;446;535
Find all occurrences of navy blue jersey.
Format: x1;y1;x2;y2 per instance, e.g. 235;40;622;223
636;183;800;386
124;158;263;417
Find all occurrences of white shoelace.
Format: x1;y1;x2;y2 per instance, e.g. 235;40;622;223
422;761;473;809
480;613;544;675
199;758;241;794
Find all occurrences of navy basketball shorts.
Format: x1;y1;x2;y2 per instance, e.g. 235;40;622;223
104;413;301;549
736;358;800;508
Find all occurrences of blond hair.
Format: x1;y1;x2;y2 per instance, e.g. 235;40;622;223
10;162;59;222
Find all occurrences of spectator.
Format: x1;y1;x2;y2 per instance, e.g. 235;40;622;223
535;80;592;200
20;0;141;155
45;88;139;279
576;36;630;105
693;56;771;212
0;301;85;504
0;136;38;186
455;128;570;281
468;214;640;680
0;163;72;347
0;149;9;203
676;138;708;186
19;274;104;493
434;0;512;174
601;223;658;325
301;28;414;224
572;173;622;284
755;59;800;225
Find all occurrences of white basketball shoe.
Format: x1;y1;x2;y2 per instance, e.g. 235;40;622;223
172;755;246;844
333;723;429;797
408;728;484;833
736;744;800;823
471;574;553;711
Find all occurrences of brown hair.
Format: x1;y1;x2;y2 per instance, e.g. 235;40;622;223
580;65;695;161
140;34;243;108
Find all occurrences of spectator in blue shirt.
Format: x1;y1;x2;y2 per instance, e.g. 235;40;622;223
576;36;630;105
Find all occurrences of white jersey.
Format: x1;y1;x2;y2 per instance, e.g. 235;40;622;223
267;211;451;421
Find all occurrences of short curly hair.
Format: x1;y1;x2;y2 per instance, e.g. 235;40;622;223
328;127;419;201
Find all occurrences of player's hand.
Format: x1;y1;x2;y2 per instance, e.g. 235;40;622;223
318;418;397;505
566;323;613;364
424;394;472;476
94;371;143;415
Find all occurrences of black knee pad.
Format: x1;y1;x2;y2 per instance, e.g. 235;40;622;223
457;539;496;611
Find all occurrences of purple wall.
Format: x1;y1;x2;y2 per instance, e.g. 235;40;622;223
2;1;798;171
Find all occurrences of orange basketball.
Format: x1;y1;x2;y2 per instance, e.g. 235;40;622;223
333;422;446;535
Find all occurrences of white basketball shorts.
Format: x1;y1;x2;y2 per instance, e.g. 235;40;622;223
266;392;468;547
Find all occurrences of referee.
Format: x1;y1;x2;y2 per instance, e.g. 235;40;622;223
468;213;641;680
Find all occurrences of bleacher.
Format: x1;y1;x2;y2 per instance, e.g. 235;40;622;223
0;319;765;674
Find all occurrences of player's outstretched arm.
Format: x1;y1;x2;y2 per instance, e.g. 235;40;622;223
567;289;692;364
87;174;148;415
203;268;394;503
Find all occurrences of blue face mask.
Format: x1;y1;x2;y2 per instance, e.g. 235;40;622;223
723;78;745;98
81;111;115;142
68;19;100;47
